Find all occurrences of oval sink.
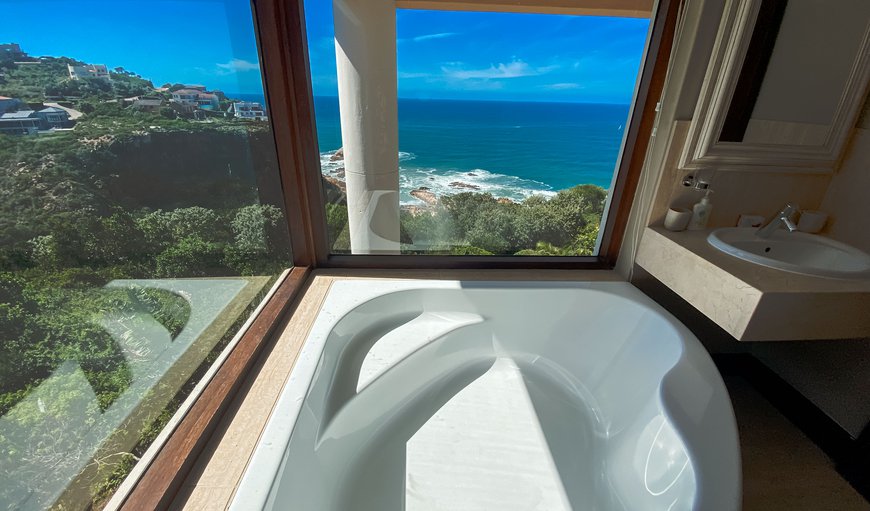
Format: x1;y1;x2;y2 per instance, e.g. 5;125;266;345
707;227;870;279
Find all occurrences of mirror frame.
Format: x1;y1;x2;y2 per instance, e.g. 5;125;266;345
680;0;870;173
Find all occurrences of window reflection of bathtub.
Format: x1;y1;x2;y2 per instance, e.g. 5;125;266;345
0;277;269;511
232;280;741;511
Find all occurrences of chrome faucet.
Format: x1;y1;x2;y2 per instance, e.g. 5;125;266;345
756;203;799;238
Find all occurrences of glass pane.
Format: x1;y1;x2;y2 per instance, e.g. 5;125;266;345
0;1;292;508
304;2;650;255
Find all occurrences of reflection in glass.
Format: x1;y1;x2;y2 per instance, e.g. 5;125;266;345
0;1;291;507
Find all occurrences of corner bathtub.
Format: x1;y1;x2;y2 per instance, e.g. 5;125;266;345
231;280;741;511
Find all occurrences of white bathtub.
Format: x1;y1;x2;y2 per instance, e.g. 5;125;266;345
231;280;741;511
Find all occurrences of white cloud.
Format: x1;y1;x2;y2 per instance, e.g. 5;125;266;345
398;71;431;79
216;58;260;75
442;60;550;80
412;32;458;42
544;82;582;90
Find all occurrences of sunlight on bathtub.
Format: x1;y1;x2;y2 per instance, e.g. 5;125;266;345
405;357;572;510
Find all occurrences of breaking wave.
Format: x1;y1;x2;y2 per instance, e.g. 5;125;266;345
320;150;556;206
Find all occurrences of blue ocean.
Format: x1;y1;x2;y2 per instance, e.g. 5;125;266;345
234;94;630;205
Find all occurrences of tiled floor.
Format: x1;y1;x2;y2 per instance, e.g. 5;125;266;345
727;376;870;510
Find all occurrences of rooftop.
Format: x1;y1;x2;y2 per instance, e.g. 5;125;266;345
0;110;35;119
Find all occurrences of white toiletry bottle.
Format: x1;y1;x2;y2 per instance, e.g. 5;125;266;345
688;189;713;230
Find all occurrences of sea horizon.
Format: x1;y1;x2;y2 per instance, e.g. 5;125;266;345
228;93;630;206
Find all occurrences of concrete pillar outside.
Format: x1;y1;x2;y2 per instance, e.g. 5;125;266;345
333;0;401;254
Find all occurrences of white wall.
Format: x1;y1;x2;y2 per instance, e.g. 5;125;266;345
751;0;869;126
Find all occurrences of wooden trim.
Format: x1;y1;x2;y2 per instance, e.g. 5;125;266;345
599;0;680;266
254;0;329;267
396;0;653;17
117;267;311;511
719;0;788;142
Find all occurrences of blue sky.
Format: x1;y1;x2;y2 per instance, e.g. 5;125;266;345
306;2;651;104
1;0;650;103
0;0;265;94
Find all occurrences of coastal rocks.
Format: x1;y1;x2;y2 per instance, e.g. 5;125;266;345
449;181;481;190
410;188;438;205
497;197;515;205
322;175;347;204
329;148;344;161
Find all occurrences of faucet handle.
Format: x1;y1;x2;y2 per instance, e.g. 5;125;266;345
782;203;799;216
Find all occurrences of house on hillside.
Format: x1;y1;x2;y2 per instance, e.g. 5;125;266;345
68;64;111;81
171;89;199;105
228;101;267;121
185;84;207;92
171;89;220;111
34;107;72;129
131;97;165;113
0;43;25;59
0;96;25;114
0;111;40;135
195;92;220;110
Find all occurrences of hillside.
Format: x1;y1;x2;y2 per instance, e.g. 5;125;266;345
0;54;154;102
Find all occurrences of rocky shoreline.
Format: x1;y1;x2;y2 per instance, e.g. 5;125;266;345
322;147;517;214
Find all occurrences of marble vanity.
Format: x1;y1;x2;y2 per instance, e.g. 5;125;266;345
636;226;870;341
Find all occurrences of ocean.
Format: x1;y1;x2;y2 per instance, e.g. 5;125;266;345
232;94;630;206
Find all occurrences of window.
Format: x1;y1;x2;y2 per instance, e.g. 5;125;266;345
0;1;292;509
0;0;676;506
305;0;655;258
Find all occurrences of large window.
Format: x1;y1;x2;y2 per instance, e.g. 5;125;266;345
305;0;652;256
0;1;292;509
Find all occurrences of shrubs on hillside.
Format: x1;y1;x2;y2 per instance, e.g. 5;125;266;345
326;184;607;256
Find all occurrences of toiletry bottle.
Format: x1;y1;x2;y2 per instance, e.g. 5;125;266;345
688;189;713;230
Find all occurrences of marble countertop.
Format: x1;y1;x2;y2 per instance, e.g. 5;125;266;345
648;227;870;293
636;226;870;341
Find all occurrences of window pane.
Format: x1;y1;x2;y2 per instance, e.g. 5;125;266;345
305;2;650;255
0;2;291;508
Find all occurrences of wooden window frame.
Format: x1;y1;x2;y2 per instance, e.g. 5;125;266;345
114;0;680;508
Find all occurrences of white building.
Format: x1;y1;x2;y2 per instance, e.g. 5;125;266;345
228;101;267;121
67;64;111;81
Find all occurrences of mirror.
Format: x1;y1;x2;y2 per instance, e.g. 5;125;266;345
680;0;870;172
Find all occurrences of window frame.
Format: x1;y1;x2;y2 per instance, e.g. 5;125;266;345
313;0;678;268
112;0;680;507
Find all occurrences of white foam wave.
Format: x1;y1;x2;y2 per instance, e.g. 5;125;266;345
398;166;555;206
319;150;555;206
319;150;417;175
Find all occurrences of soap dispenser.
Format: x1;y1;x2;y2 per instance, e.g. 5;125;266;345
688;185;713;230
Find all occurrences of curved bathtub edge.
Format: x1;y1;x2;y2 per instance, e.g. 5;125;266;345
657;329;742;511
229;280;466;510
604;282;741;510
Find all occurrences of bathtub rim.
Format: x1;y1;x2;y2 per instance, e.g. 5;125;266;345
229;279;740;510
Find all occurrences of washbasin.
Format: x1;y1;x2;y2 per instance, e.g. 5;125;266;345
707;227;870;279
